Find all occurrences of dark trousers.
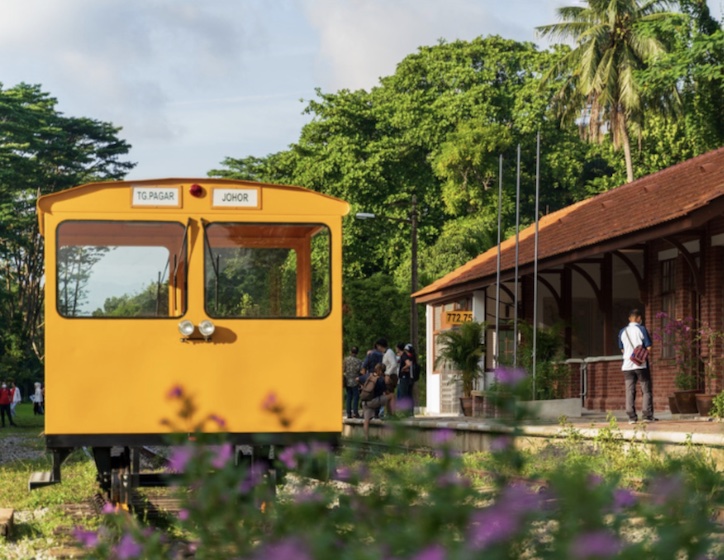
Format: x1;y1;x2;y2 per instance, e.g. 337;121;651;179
625;367;653;421
397;378;414;415
345;386;360;417
0;403;15;426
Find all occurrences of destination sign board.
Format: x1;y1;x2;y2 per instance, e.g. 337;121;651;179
131;187;181;207
212;188;261;209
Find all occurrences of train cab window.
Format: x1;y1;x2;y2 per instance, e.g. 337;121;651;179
56;221;188;318
204;223;331;318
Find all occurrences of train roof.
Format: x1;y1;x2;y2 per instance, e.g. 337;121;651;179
37;178;350;235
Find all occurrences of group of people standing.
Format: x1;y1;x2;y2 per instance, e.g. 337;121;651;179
0;381;44;427
343;338;420;436
0;380;21;427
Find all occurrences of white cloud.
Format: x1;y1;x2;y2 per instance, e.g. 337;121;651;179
300;0;561;92
3;0;716;180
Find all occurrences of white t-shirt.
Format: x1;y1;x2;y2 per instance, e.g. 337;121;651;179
620;323;648;371
382;348;398;376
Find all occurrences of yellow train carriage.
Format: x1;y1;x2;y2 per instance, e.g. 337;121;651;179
33;178;348;494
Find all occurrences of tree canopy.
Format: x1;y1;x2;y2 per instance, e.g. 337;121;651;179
212;16;722;356
0;83;135;381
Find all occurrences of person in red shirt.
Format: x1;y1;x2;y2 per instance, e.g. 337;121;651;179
0;382;17;427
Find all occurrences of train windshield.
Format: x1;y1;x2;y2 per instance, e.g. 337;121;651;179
56;221;188;318
204;223;331;319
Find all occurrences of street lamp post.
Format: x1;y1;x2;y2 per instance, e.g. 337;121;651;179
355;195;419;350
410;195;419;351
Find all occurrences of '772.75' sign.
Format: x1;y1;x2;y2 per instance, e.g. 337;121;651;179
445;310;473;325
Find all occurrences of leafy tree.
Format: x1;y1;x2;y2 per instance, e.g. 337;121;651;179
58;246;113;316
96;282;169;318
0;83;134;379
213;37;614;352
536;0;685;183
343;273;409;354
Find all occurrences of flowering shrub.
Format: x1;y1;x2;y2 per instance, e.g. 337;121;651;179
654;313;700;390
73;382;724;559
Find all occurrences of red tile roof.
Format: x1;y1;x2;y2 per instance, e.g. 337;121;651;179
414;147;724;303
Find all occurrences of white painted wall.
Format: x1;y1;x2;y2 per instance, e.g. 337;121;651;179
424;303;441;414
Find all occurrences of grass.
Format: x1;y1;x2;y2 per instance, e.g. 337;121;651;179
0;403;100;553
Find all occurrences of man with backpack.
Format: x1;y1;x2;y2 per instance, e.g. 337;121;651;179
359;364;389;440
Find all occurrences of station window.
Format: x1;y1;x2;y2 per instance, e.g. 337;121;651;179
56;221;187;318
660;258;676;358
204;223;331;319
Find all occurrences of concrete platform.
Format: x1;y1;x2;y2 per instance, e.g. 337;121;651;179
342;410;724;465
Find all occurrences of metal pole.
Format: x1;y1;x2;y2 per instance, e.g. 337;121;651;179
513;144;521;368
495;155;503;369
533;131;541;398
410;195;419;350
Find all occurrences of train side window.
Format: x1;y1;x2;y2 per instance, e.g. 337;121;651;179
204;223;331;319
56;221;187;318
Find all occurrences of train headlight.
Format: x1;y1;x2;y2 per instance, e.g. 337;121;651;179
198;320;215;339
178;320;195;337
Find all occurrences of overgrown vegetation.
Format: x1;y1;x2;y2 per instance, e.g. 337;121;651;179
4;386;722;559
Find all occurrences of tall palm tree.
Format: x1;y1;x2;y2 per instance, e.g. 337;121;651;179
537;0;683;182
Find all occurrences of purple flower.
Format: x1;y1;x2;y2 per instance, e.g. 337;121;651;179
211;443;233;469
495;366;527;386
168;445;194;473
500;483;540;515
278;446;298;470
612;488;637;511
73;527;99;548
335;466;351;481
397;396;414;412
262;392;278;411
256;538;311;560
413;544;446;560
102;502;117;515
114;533;143;560
468;506;519;550
309;441;330;454
490;436;512;452
166;384;184;399
178;508;189;521
209;414;226;429
239;463;265;494
432;428;455;446
293;442;310;455
570;530;621;559
294;489;324;504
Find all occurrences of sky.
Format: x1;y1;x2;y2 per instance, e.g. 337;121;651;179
1;0;722;180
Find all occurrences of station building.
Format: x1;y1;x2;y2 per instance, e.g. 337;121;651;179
413;147;724;414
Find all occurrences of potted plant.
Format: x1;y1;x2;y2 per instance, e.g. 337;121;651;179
656;313;701;414
435;320;485;416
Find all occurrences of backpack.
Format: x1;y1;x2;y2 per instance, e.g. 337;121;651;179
359;375;377;401
412;362;422;382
